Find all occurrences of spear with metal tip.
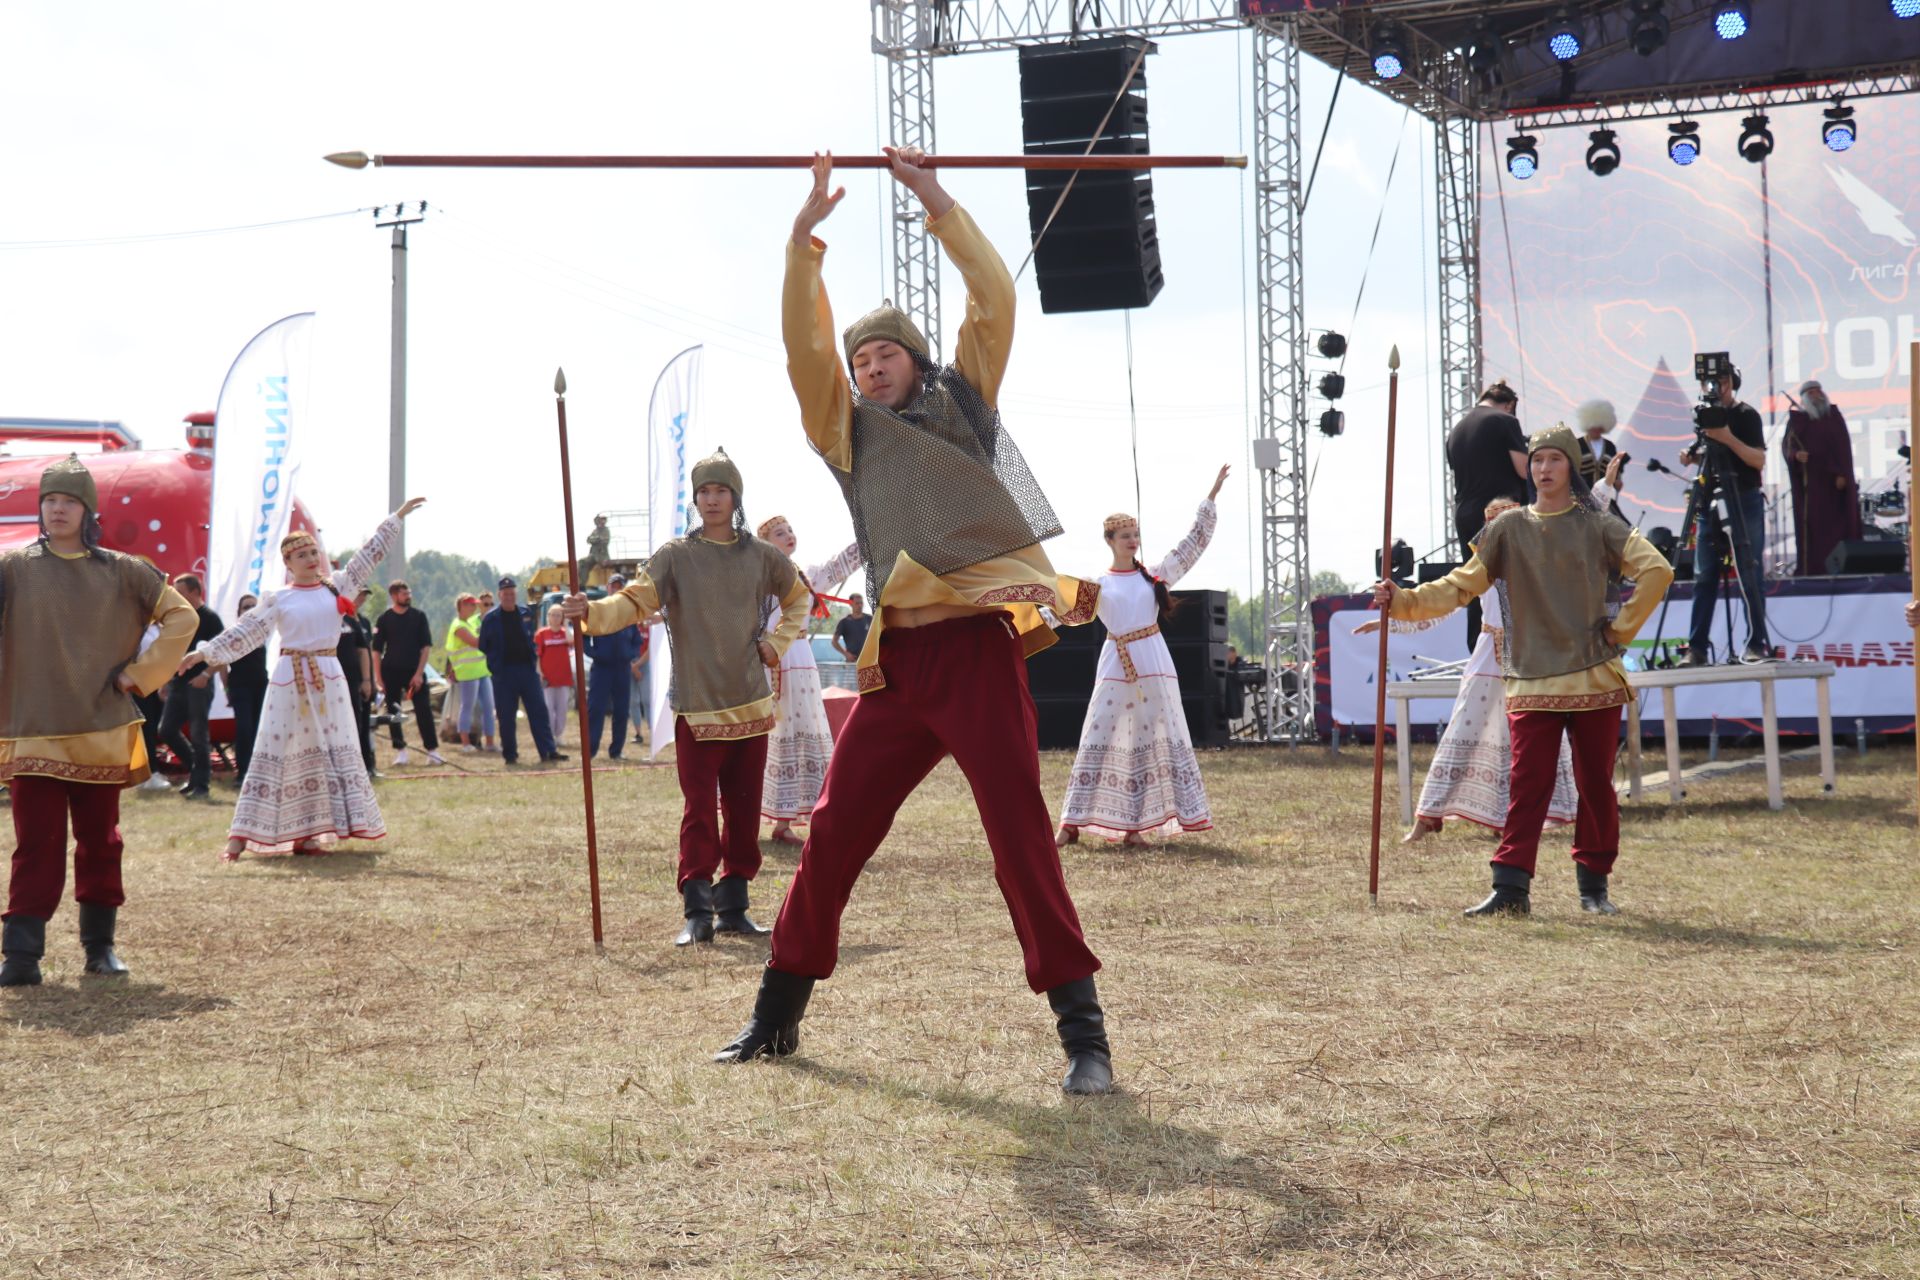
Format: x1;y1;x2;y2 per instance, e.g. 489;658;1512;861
555;368;605;952
1368;346;1403;908
324;151;1246;171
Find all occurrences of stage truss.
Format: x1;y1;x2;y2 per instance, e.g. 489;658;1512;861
870;0;1920;742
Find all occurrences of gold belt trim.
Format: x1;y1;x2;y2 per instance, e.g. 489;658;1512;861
283;647;338;710
1482;624;1504;668
1111;623;1160;683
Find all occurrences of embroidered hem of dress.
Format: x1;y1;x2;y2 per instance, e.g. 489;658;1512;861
235;827;388;857
1071;815;1214;842
1414;808;1572;833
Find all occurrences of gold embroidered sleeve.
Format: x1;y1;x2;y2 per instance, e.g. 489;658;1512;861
1607;531;1675;645
125;585;197;695
584;572;662;637
783;235;853;471
765;576;811;660
927;205;1015;409
1389;554;1491;623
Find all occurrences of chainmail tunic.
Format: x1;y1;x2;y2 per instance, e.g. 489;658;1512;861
835;353;1062;604
641;534;798;719
0;545;166;739
1477;503;1633;681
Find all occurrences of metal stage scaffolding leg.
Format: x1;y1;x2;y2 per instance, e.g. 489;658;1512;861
1432;103;1481;538
874;0;943;355
1251;16;1312;742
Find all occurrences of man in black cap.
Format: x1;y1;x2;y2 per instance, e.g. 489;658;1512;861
478;576;564;765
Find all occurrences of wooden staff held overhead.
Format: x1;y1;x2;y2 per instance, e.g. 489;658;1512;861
1369;347;1403;907
554;368;606;952
324;151;1247;171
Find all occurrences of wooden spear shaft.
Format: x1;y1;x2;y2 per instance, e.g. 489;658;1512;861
1368;347;1403;907
554;368;605;952
326;151;1246;171
1910;341;1919;823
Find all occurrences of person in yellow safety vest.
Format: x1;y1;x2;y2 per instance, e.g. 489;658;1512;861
445;594;496;753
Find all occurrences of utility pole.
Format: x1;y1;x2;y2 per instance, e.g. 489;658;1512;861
375;202;426;584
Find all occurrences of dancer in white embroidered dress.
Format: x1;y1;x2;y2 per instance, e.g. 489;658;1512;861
755;515;861;844
184;499;425;860
1057;465;1229;847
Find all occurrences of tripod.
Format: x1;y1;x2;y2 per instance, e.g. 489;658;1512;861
1650;436;1765;665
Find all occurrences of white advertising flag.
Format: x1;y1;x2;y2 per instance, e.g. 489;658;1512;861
207;313;315;642
645;345;700;757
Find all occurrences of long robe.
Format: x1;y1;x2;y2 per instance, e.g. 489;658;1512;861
1782;407;1862;575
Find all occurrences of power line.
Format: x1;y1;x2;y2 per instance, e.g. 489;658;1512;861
0;208;373;250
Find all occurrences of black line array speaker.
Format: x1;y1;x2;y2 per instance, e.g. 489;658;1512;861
1026;588;1228;750
1017;37;1164;315
1824;538;1906;576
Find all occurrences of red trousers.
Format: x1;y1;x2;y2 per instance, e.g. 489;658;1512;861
1493;706;1623;878
770;612;1099;994
673;718;768;888
6;775;125;920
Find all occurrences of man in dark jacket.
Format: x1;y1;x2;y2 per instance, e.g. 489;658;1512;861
340;587;377;775
477;576;564;765
222;594;271;788
373;580;442;765
159;573;225;799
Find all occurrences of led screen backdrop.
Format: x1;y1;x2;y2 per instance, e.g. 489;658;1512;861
1478;93;1919;549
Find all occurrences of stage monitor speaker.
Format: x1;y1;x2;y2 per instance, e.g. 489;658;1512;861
1017;38;1164;315
1825;538;1906;576
1163;588;1228;645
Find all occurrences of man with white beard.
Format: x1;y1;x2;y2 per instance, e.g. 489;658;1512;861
1781;380;1862;575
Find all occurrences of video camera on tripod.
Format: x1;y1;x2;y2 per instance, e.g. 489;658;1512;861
1690;351;1740;439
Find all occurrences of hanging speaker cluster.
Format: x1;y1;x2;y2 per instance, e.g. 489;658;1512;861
1017;37;1165;314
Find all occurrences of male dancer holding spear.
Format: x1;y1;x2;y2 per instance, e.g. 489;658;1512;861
710;147;1111;1096
1371;426;1673;917
563;449;810;946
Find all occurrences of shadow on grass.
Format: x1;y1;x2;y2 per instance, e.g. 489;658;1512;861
1622;793;1910;826
1608;912;1856;954
2;981;232;1037
1075;839;1251;867
798;1061;1344;1256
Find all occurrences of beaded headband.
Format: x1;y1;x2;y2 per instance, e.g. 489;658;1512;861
1102;513;1139;538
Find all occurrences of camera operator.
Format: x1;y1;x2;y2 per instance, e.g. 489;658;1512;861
1679;365;1773;664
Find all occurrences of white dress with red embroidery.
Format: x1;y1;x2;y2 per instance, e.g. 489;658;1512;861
761;542;861;822
1059;501;1216;840
1409;584;1577;830
197;518;396;856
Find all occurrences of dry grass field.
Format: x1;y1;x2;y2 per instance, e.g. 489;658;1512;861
4;724;1917;1279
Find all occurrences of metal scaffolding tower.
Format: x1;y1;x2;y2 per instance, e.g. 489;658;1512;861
1248;17;1313;740
872;1;945;352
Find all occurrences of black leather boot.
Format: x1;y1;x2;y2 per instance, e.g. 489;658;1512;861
713;875;770;937
712;968;815;1063
1463;865;1532;917
1576;866;1620;915
674;879;715;947
1046;976;1114;1096
0;915;46;987
78;903;129;977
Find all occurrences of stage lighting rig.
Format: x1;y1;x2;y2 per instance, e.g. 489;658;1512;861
1370;22;1409;81
1314;331;1347;360
1585;129;1621;176
1318;409;1346;439
1628;0;1670;56
1896;0;1920;17
1506;134;1540;179
1713;2;1750;40
1737;113;1774;163
1667;120;1702;166
1824;101;1857;151
1466;16;1504;74
1545;6;1584;61
1317;372;1347;401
